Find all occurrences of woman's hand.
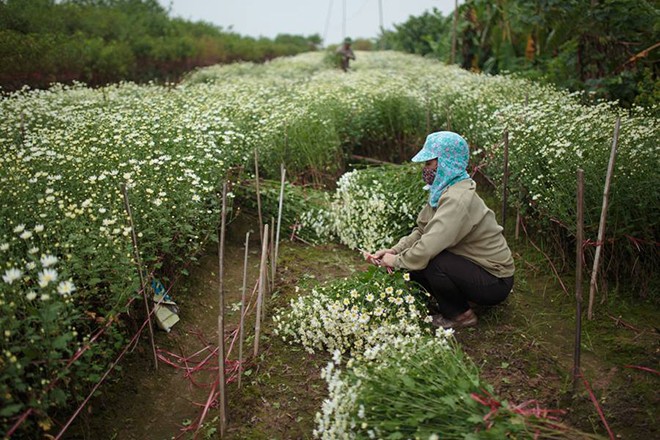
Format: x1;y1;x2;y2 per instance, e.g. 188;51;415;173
381;253;396;267
362;249;396;266
373;248;396;259
362;248;396;267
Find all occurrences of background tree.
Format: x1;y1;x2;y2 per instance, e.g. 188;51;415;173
0;0;320;90
378;0;659;108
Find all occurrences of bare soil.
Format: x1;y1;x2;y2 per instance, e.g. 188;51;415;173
65;214;659;440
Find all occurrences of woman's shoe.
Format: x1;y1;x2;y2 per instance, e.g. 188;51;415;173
430;314;444;327
432;309;478;329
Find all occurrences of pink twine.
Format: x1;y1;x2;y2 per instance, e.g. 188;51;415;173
624;364;660;376
577;371;616;440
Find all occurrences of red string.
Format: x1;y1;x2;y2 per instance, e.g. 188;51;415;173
53;306;158;440
582;238;609;248
577;371;616;440
470;389;568;437
624;365;660;376
470;389;501;428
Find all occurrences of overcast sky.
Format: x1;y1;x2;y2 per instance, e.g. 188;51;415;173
158;0;455;45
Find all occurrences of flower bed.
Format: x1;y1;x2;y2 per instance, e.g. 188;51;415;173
2;50;657;435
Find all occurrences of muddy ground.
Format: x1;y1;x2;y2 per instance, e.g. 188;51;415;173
65;212;659;440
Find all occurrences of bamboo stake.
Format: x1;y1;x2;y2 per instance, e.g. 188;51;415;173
238;231;250;389
588;117;620;320
274;164;286;279
501;129;510;230
270;216;276;295
217;183;228;437
573;169;584;393
517;93;528;241
121;183;158;370
515;187;521;240
451;0;458;64
254;224;269;358
254;149;263;244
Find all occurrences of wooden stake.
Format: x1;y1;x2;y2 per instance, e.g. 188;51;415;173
254;149;263;244
274;165;286;280
121;183;158;370
588;117;620;320
254;224;269;358
573;169;584;393
515;187;521;241
501;129;510;230
425;98;431;134
217;183;228;436
451;0;458;64
517;92;527;241
238;232;250;389
270;216;276;295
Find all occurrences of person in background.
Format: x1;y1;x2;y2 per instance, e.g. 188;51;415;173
336;37;356;72
364;131;515;329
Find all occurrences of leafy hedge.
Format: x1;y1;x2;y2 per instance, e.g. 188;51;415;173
0;0;320;90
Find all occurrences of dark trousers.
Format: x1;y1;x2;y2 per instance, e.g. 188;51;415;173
410;251;514;319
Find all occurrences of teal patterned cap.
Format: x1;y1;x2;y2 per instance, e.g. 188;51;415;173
411;131;469;162
412;131;471;207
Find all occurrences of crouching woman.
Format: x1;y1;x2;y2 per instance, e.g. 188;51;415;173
366;131;514;329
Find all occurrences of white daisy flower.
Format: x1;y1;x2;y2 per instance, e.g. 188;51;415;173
38;268;58;288
57;280;76;296
3;268;23;284
40;254;58;267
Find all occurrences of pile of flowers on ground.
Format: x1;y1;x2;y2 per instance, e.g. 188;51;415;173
273;267;431;356
274;266;598;438
314;331;596;440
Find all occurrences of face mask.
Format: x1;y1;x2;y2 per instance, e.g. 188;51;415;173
422;167;437;185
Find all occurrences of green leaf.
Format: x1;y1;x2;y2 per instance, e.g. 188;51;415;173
89;278;102;286
52;335;70;350
0;403;23;417
50;388;67;405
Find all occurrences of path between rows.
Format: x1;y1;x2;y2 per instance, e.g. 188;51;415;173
65;218;658;439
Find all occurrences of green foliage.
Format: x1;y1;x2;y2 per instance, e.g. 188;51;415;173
380;0;660;107
380;8;452;58
234;179;335;245
0;0;319;90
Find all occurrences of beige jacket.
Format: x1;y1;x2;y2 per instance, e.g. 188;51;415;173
392;179;514;278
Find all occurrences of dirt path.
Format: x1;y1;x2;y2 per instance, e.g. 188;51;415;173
65;219;264;439
455;245;659;439
64;216;365;440
65;218;658;440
